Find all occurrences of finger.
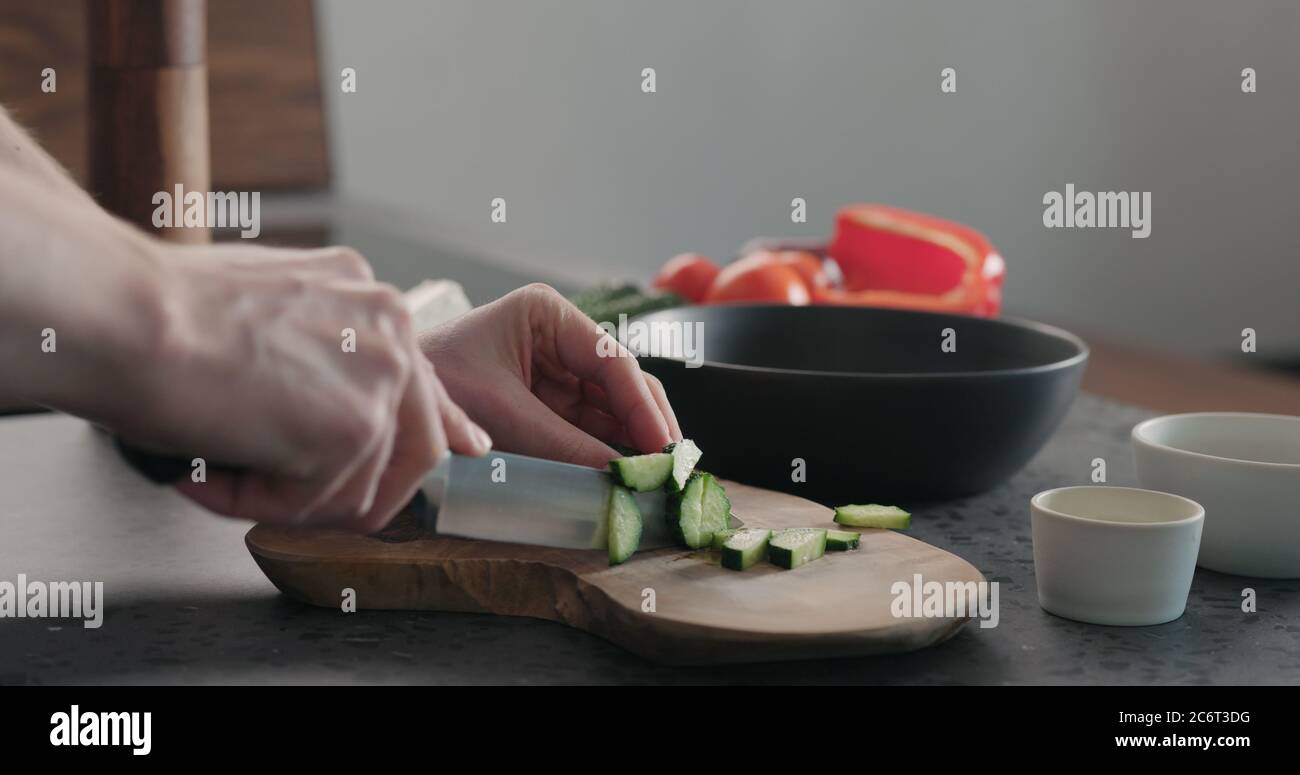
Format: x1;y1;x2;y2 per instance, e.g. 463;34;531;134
199;245;375;282
642;372;682;441
174;400;390;525
177;470;336;525
351;341;447;534
531;288;673;452
310;404;399;523
428;363;491;455
291;325;414;524
481;383;619;468
533;377;632;449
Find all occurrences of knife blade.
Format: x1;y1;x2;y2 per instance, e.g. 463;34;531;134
412;451;677;552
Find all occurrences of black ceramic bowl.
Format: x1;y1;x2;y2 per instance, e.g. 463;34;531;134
634;305;1088;503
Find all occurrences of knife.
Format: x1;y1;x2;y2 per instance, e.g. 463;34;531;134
414;451;676;550
115;441;677;552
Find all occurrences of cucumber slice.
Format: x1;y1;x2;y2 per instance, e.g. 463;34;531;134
825;529;860;551
700;473;731;544
710;528;738;550
720;528;772;571
664;439;702;492
768;528;828;570
667;472;709;549
833;504;911;529
607;485;643;565
609;452;673;491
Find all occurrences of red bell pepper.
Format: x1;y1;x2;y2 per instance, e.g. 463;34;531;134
823;204;1005;317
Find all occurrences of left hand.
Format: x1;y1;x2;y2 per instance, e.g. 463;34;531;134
419;283;682;468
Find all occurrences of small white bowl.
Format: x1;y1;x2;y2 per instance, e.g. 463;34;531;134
1133;412;1300;578
1031;486;1204;626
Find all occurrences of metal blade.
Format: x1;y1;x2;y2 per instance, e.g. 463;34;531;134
415;452;676;552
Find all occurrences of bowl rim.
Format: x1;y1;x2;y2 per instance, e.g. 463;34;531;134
1132;412;1300;470
632;304;1090;379
1031;485;1205;529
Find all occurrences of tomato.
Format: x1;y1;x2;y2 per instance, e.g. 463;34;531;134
773;250;834;291
704;251;811;305
652;253;721;303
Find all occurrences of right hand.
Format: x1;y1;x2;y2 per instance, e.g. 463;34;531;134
111;243;490;533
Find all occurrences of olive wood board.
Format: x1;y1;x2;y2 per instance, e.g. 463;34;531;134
246;480;984;665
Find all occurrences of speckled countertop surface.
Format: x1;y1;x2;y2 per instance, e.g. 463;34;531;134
3;393;1297;685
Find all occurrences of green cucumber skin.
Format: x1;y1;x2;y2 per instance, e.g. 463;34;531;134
825;529;861;550
768;528;828;569
667;472;709;549
720;529;772;571
608;453;674;491
607;485;643;565
711;529;738;550
833;504;912;529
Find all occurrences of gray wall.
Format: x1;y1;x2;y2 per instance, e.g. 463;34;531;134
316;0;1300;356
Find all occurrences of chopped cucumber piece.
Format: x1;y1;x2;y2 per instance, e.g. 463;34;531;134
768;528;828;570
664;439;702;492
700;473;731;544
668;472;709;549
710;528;739;550
609;452;674;491
825;529;861;551
720;528;772;571
607;485;643;565
833;504;911;529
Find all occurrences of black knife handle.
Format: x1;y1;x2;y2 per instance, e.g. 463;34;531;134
113;439;232;485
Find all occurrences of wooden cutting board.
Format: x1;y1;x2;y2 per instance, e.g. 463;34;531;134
246;481;984;665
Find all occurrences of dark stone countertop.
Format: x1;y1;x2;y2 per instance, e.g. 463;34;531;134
3;221;1296;684
4;394;1297;685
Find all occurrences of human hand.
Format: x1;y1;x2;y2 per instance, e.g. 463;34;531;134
419;283;681;468
111;243;490;533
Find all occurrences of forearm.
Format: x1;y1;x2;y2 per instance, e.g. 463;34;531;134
0;172;169;424
0;107;100;210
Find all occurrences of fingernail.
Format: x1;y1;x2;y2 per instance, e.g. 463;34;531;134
359;486;378;516
473;425;493;452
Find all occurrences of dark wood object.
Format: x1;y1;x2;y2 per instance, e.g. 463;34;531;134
1080;334;1300;416
87;0;210;242
247;479;984;665
0;0;329;192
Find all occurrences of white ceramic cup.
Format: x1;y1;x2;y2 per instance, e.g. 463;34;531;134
1133;412;1300;578
1031;486;1204;626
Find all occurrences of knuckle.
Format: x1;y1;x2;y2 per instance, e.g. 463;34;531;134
426;437;447;469
331;246;375;281
336;403;386;453
520;282;561;302
365;343;410;391
371;284;414;332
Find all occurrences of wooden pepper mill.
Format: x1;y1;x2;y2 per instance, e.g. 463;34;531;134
87;0;211;243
